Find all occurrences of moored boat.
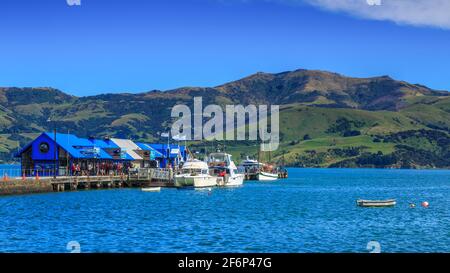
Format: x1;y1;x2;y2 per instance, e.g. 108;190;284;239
356;199;396;207
141;187;161;192
256;162;279;181
208;152;244;187
257;171;279;181
239;157;263;180
175;159;217;188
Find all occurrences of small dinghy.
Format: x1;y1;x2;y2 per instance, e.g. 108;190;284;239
357;199;396;207
141;187;161;192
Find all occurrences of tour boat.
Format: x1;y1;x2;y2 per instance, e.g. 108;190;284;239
174;159;217;188
208;152;244;187
356;199;396;207
239;157;263;171
238;157;263;180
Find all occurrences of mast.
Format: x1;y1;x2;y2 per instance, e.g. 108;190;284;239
257;138;261;163
268;144;271;164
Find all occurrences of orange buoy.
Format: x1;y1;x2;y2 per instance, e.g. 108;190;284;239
421;201;429;208
3;173;8;181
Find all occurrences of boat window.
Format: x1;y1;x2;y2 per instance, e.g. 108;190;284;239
212;168;229;175
182;169;203;175
210;155;226;162
236;167;245;174
208;154;231;166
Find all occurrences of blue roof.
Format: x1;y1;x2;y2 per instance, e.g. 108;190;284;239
87;138;134;159
148;144;186;158
89;138;119;149
42;132;113;159
119;152;135;160
44;132;89;158
135;142;164;157
16;132;186;161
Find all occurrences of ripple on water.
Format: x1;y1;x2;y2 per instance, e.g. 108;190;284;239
0;168;449;253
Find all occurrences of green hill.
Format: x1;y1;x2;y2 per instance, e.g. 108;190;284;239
0;69;449;168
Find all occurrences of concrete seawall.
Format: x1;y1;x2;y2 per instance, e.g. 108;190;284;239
0;179;54;196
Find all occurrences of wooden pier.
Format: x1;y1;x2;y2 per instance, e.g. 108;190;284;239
50;168;176;191
0;168;175;196
49;175;127;192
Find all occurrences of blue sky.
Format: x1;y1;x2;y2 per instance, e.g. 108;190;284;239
0;0;449;96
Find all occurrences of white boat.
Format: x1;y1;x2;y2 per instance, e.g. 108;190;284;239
239;157;263;180
141;187;161;192
257;161;279;181
257;171;279;181
175;159;217;188
239;157;263;171
208;152;244;187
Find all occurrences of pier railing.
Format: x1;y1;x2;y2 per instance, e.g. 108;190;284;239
131;168;173;181
0;168;119;179
0;168;56;178
0;167;174;182
0;167;177;196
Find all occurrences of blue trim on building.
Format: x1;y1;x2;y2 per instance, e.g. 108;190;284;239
135;143;164;158
15;132;187;173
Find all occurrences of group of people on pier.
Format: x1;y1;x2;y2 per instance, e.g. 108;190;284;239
70;161;134;176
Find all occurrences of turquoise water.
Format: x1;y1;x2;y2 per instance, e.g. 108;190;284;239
0;168;449;253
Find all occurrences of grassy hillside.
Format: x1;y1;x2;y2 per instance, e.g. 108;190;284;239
189;103;450;169
0;69;449;168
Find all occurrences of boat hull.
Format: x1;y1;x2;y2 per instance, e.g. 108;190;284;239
141;187;161;192
357;199;396;207
257;172;279;181
175;176;217;188
218;174;244;187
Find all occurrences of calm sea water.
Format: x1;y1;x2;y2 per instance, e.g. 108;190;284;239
0;168;449;253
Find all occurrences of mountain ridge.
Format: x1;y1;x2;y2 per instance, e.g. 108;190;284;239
2;69;447;105
0;68;449;168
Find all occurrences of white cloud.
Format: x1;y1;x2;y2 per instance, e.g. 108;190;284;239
302;0;450;29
